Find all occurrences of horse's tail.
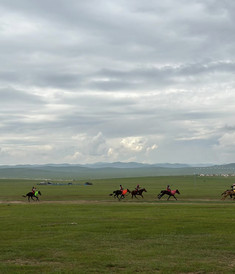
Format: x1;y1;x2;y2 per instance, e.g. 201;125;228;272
109;194;113;196
22;195;26;197
158;191;165;199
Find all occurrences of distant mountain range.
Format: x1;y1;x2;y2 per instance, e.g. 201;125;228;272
0;162;234;179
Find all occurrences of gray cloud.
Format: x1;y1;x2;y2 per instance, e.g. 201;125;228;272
0;0;235;165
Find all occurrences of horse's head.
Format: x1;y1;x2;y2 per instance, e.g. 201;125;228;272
38;191;42;195
127;189;131;193
142;188;147;192
176;189;180;194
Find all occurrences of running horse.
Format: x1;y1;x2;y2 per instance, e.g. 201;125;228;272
131;188;147;199
22;191;42;202
221;190;235;200
109;189;130;200
158;189;180;200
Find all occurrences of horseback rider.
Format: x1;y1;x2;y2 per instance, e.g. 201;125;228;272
231;184;235;192
135;184;140;193
32;186;36;194
120;184;129;197
166;185;171;192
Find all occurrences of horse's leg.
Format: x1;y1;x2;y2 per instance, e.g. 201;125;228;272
173;195;177;200
221;194;226;200
167;195;171;200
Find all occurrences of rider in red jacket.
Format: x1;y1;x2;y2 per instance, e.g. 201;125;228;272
166;185;171;192
32;186;36;194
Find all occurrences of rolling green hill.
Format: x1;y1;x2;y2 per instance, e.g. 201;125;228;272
0;162;235;179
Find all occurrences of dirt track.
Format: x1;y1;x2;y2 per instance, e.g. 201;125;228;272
0;199;233;205
0;200;108;204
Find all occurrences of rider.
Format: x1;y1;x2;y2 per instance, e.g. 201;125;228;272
119;184;128;198
135;184;140;193
166;185;171;192
32;186;36;194
231;184;235;192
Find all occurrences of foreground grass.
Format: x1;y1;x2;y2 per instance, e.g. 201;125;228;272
1;202;235;273
1;176;235;273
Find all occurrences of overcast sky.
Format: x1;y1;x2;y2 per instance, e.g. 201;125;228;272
0;0;235;165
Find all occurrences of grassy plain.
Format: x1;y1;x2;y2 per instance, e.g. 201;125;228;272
1;176;235;273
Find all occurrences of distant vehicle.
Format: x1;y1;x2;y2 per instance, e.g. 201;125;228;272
84;182;93;186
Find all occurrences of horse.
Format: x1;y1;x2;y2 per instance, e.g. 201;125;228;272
22;191;41;202
221;190;235;200
109;189;130;200
131;188;147;199
158;189;180;200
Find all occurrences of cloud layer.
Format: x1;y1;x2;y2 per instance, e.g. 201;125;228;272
1;0;235;164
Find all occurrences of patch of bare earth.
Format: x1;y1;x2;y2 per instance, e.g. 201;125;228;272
0;199;231;205
3;259;63;267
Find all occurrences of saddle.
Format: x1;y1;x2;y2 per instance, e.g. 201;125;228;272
122;189;128;195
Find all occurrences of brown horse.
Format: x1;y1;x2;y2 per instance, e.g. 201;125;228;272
221;190;235;200
158;189;180;200
131;188;147;199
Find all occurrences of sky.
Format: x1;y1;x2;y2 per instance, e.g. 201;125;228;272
0;0;235;165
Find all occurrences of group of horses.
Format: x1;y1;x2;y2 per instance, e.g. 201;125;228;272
109;188;180;201
110;187;235;201
22;187;235;202
22;188;180;202
109;188;147;200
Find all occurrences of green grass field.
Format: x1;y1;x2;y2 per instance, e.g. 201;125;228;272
1;176;235;273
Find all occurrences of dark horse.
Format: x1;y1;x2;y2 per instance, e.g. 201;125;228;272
158;189;180;200
131;188;147;199
221;190;235;200
23;191;41;202
109;189;130;200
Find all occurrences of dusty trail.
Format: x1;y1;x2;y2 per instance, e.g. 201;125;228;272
0;199;233;205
